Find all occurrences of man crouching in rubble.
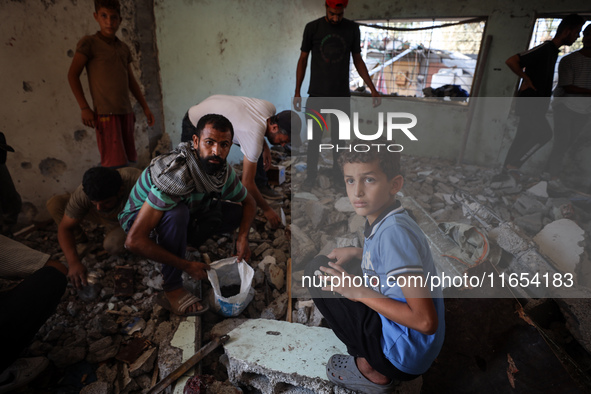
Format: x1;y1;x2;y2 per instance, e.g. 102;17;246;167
119;114;256;316
47;166;141;289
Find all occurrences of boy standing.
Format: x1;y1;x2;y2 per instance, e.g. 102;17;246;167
305;142;444;392
68;0;155;168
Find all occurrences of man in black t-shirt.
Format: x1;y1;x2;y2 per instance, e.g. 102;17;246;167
500;14;584;176
294;0;380;190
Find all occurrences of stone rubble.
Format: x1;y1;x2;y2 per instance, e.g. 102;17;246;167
5;146;591;392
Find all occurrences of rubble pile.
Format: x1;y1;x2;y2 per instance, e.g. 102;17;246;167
6;148;591;392
288;152;591;319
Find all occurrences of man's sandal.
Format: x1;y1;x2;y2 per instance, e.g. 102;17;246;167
326;354;399;394
156;290;209;316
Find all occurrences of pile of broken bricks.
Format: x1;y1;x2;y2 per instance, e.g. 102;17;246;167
4;147;591;393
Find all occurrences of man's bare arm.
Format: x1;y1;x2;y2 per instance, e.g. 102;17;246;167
235;193;256;261
294;51;310;111
242;159;281;228
352;52;381;106
125;202;208;280
128;64;155;127
506;54;535;92
67;52;95;128
57;214;87;289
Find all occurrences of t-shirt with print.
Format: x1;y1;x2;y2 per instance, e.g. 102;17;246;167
118;165;247;233
300;17;361;97
187;95;276;163
76;32;133;114
65;167;141;224
360;202;445;375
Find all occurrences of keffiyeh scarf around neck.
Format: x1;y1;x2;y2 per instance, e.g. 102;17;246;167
149;142;228;196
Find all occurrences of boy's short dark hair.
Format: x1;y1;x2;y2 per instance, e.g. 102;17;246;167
195;114;235;140
337;138;401;179
556;14;585;36
82;167;122;202
94;0;121;15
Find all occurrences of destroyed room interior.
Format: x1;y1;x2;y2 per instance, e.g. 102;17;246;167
2;0;591;393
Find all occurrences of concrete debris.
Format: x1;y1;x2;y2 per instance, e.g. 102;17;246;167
258;255;276;271
6;150;591;393
260;293;288;320
534;219;585;281
514;212;544;236
513;193;547;216
80;381;111;394
334;197;355;212
129;347;157;378
526;181;549;198
265;263;285;290
304;200;330;227
224;319;348;394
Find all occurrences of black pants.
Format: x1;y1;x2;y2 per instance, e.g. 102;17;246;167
187;200;243;249
304;255;419;381
0;164;22;236
504;97;553;169
0;266;67;372
304;97;351;183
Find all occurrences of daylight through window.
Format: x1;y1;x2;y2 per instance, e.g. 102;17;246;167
528;17;591;91
351;18;486;101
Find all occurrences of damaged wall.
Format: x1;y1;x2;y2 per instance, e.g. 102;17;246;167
0;0;163;218
346;0;589;187
155;0;590;186
153;0;319;163
2;0;589;216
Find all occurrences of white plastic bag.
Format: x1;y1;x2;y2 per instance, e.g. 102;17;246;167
206;257;255;317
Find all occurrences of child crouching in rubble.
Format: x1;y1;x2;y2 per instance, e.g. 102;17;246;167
304;139;445;393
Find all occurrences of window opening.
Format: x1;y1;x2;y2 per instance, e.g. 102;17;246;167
351;17;487;101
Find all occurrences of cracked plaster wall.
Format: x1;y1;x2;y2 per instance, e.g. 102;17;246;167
1;0;589;216
156;0;590;186
1;0;163;217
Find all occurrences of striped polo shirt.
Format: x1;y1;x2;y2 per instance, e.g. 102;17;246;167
118;165;247;232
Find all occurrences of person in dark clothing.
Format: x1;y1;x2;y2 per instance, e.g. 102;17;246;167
500;14;584;178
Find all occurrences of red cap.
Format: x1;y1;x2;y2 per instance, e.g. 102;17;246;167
326;0;348;8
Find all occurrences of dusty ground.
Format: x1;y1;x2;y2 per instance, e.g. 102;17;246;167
5;147;591;393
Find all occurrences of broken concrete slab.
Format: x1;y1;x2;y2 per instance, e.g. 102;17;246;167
293;192;319;201
87;336;121;364
224;319;347;393
209;318;248;340
290;224;318;268
260;293;288;320
170;318;198;363
129;347;157;378
304;200;329;227
526;181;549;199
494;222;532;256
400;196;465;281
265;263;285;290
534;219;585;276
513;194;547;216
514;212;544;235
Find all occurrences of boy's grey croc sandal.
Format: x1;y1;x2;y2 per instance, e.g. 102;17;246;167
326;354;399;394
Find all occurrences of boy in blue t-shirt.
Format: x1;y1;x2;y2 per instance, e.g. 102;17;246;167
305;142;445;393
